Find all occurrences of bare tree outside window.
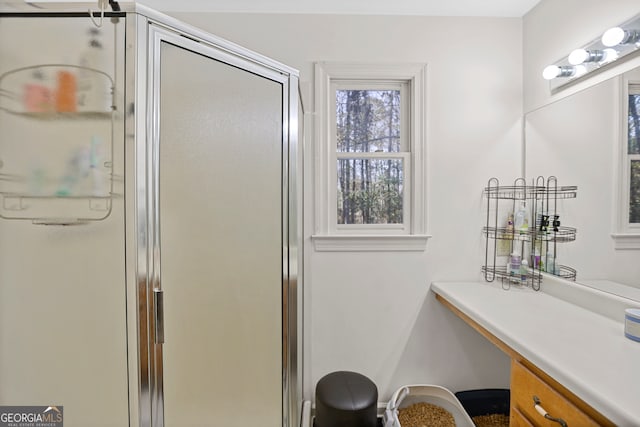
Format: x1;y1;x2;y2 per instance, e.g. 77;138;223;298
335;89;404;225
628;93;640;223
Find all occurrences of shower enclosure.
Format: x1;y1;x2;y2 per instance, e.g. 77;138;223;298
0;3;301;426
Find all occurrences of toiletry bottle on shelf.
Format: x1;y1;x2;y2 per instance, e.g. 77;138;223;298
498;213;514;256
509;251;521;278
54;70;77;112
520;259;529;285
505;213;514;238
531;248;541;270
546;251;555;275
538;212;550;235
553;254;561;275
56;147;90;196
23;69;52;113
90;136;109;197
513;201;530;238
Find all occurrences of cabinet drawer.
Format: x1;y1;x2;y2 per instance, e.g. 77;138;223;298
511;360;599;427
511;407;535;427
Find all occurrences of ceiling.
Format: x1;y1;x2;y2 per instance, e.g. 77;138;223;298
138;0;542;17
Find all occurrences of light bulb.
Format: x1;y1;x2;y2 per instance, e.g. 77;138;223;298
601;27;640;47
572;65;587;78
542;65;575;80
568;48;608;65
601;48;619;63
543;65;560;80
602;27;625;46
568;49;589;65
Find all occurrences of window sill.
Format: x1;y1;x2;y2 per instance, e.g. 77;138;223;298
611;233;640;250
311;234;431;252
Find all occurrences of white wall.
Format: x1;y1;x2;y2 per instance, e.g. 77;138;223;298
170;12;522;402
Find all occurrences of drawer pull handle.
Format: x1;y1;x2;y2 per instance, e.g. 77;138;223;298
533;396;568;427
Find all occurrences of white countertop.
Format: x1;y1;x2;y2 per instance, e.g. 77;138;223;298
431;281;640;426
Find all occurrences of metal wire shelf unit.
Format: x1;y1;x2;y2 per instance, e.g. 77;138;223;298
483;176;578;291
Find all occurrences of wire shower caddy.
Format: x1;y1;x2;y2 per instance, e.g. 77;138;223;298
482;176;577;291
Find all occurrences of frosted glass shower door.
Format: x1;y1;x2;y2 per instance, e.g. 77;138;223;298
0;15;129;427
157;40;284;426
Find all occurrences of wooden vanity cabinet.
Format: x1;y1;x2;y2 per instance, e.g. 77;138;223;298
434;294;616;427
510;360;602;426
510;406;534;427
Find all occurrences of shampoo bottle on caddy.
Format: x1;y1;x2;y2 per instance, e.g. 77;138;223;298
546;251;555;275
520;259;529;285
509;250;521;279
513;201;530;236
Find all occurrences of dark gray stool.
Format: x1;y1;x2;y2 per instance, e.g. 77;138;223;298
315;371;378;427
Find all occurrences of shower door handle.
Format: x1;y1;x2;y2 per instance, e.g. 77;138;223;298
154;288;165;344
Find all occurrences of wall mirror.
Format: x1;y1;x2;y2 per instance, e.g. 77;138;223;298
524;66;640;301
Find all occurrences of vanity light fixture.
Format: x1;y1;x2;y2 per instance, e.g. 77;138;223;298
542;11;640;92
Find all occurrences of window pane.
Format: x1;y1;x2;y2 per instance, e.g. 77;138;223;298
629;93;640;155
336;90;401;153
631;160;640;223
337;158;403;224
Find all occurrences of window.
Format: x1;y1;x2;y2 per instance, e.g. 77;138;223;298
613;79;640;249
334;83;409;228
627;84;640;226
313;63;429;251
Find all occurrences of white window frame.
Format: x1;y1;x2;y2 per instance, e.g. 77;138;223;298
613;77;640;249
312;62;430;251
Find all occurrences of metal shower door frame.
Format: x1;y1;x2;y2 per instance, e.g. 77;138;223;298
124;10;300;427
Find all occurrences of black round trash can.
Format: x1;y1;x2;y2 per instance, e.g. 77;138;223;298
315;371;378;427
